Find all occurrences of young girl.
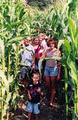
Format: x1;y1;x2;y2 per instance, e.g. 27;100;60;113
26;70;43;120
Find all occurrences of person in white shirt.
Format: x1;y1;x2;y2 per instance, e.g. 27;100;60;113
39;33;50;51
21;37;35;91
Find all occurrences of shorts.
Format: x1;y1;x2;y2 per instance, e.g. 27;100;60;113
44;66;58;76
26;102;40;114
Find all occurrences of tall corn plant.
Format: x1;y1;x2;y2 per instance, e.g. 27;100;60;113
61;0;78;119
68;17;78;119
37;1;78;119
60;17;78;120
54;1;78;119
31;4;67;40
0;0;31;120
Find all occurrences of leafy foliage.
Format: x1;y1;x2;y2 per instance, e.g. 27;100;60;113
0;0;78;119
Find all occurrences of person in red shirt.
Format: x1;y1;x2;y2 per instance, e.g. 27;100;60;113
33;36;42;70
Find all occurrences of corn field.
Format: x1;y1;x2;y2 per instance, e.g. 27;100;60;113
0;0;78;120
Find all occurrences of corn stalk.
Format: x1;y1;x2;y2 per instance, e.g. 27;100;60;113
64;67;68;119
0;0;29;119
1;0;5;119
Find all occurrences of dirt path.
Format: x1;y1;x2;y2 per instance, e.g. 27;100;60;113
9;80;66;120
10;94;65;120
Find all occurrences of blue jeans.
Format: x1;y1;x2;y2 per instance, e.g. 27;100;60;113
44;66;58;76
26;102;40;114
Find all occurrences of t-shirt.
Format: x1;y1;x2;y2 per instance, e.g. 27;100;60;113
21;44;35;67
46;49;59;67
41;40;50;50
34;46;41;59
28;82;42;103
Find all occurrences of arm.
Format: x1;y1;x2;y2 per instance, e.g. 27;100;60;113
57;50;61;81
32;48;35;69
32;56;35;69
28;90;32;100
39;48;46;60
57;62;61;81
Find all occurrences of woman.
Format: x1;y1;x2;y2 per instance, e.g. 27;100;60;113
33;36;41;70
44;39;61;107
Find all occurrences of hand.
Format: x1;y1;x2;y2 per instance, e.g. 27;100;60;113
37;87;41;93
28;94;32;100
57;74;60;81
32;64;35;70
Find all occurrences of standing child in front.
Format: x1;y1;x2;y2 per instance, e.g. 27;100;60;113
26;71;43;120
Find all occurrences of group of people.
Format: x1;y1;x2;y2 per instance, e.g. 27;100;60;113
20;33;61;120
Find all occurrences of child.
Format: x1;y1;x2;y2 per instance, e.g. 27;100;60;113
26;70;43;120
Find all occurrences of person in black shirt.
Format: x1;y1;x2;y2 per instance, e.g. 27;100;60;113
26;71;43;120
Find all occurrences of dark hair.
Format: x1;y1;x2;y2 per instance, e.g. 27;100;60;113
31;70;40;78
49;39;58;47
33;36;39;41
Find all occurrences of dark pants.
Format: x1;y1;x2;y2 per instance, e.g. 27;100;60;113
21;66;32;82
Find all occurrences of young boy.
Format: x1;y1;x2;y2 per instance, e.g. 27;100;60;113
26;71;43;120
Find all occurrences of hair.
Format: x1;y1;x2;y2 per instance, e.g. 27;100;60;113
31;70;40;78
49;39;58;47
32;36;38;43
23;36;31;41
39;33;46;38
33;36;39;40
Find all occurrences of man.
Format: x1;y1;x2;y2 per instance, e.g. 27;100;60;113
21;37;35;91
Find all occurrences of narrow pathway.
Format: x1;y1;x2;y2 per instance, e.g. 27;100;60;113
9;80;65;120
10;95;65;120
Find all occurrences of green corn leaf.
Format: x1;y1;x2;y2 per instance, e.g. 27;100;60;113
69;107;78;118
38;56;61;74
19;8;25;20
74;29;78;51
6;93;11;104
38;59;43;75
68;60;77;82
10;21;24;27
0;40;4;56
5;36;24;46
68;77;75;90
64;40;71;55
12;43;17;51
12;92;18;101
44;56;61;61
0;70;8;86
3;104;8;117
57;39;64;49
68;17;76;42
0;97;6;103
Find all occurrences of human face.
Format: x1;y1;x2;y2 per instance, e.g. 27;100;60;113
23;39;30;46
49;41;55;49
34;37;39;45
32;74;39;84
